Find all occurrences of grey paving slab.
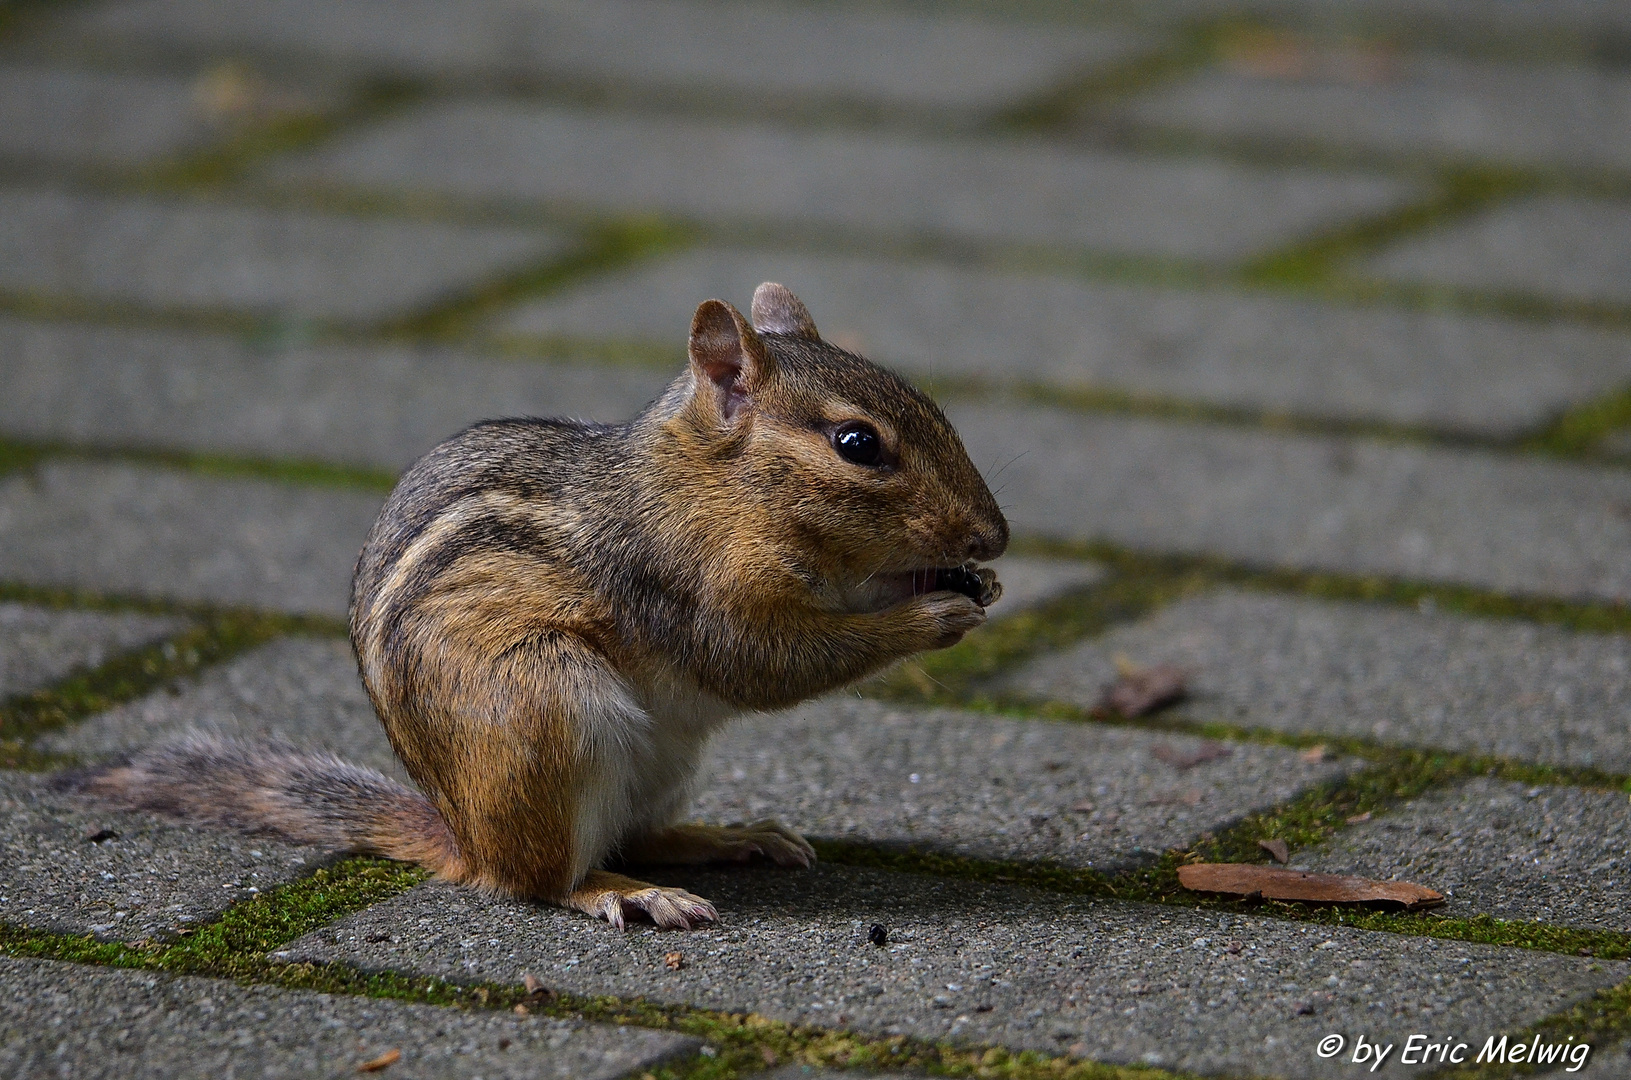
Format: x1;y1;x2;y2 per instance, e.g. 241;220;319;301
56;0;1148;113
1004;589;1631;772
494;247;1631;436
0;956;700;1079
0;318;671;470
0;187;562;322
0;461;381;618
0;770;325;940
268;102;1420;262
1122;55;1631;171
983;555;1104;613
948;403;1631;601
0;63;239;168
40;636;403;780
1357;195;1631;306
0;603;185;697
282;867;1626;1079
1300;778;1631;931
696;696;1353;871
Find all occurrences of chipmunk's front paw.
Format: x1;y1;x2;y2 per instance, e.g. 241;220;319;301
914;592;987;649
568;871;717;930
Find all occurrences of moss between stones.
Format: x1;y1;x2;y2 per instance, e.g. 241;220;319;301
0;435;399;491
0;858;1197;1080
0;598;344;769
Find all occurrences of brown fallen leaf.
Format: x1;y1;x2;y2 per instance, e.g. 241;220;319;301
1151;741;1230;770
663;951;685;971
357;1048;401;1073
1177;864;1444;910
1102;662;1187;719
1298;745;1328;763
513;1004;529;1017
1346;811;1372;824
1257;839;1290;863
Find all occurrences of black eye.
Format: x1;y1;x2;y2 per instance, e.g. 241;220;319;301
832;421;883;467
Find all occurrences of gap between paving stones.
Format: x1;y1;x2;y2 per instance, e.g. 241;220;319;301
0;862;1193;1080
0;580;343;772
2;849;1627;1080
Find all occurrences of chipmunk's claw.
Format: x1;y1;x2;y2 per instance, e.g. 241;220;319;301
737;819;816;867
569;871;718;930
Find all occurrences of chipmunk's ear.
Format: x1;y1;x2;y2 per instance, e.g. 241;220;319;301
688;299;774;421
750;282;820;340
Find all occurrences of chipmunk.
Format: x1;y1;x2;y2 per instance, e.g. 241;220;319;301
65;284;1008;929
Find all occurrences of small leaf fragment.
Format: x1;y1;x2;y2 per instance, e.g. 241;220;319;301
1257;839;1290;863
663;951;685;971
1298;744;1328;763
1151;741;1230;770
1177;863;1444;910
1102;663;1187;718
357;1048;401;1073
1345;811;1372;824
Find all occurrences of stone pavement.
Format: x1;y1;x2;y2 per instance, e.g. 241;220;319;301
1;2;1630;1078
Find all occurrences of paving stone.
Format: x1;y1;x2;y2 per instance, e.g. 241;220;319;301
0;770;326;940
282;866;1626;1079
0;63;240;167
0;603;186;698
494;247;1631;436
947;403;1631;601
1122;55;1631;171
0;956;700;1079
1299;778;1631;931
40;636;403;780
1357;195;1631;306
56;0;1148;113
268;102;1420;262
0;461;381;618
1004;589;1631;772
0;318;671;470
695;697;1353;871
983;555;1104;613
0;187;562;322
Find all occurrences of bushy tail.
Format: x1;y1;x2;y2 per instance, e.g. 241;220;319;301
55;732;466;880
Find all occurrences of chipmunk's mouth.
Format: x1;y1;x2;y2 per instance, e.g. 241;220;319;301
839;564;998;613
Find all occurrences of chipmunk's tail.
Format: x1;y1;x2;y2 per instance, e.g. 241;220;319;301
55;732;466;880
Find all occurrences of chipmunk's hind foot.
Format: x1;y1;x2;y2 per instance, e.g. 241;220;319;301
567;870;717;930
620;820;816;868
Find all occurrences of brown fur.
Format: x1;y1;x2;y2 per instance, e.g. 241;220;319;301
65;284;1008;929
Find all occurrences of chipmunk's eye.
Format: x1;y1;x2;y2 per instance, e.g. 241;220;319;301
831;421;883;467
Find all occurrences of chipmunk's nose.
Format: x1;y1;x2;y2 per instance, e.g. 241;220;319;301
965;516;1009;563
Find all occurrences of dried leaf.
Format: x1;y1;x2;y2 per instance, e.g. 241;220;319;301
1346;811;1372;824
1257;839;1290;863
1298;745;1328;763
663;951;685;971
1177;864;1444;910
513;1004;529;1017
1102;663;1186;718
1151;740;1229;770
357;1048;402;1073
522;974;543;995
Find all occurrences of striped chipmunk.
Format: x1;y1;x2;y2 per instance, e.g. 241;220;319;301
64;283;1009;929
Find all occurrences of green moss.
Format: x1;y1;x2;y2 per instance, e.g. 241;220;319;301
0;435;398;491
1525;385;1631;460
0;599;343;769
1245;167;1536;288
387;218;697;339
